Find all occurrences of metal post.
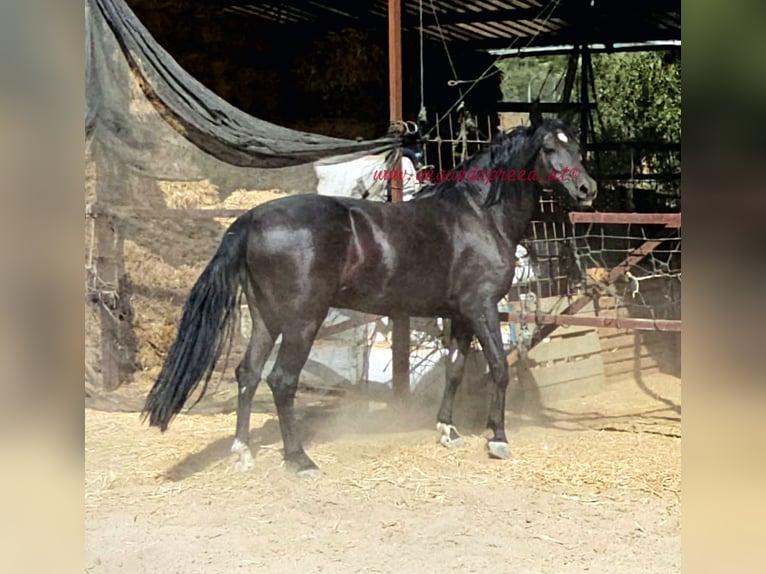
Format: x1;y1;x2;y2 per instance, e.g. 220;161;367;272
388;0;410;398
388;0;402;133
580;45;590;148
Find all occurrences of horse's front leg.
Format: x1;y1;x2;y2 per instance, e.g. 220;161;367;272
465;303;511;460
436;318;473;448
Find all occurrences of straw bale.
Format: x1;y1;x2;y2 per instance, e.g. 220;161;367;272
85;173;284;395
158;180;220;209
219;188;285;209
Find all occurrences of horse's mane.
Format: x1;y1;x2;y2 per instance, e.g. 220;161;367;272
411;118;573;207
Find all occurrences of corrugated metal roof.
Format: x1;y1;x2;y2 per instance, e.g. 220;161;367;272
217;0;680;51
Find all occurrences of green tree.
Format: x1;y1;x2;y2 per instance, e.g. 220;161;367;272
592;51;680;206
496;51;680;144
497;55;569;103
497;51;681;209
593;51;680;144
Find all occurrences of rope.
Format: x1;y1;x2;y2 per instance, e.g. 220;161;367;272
447;69;501;87
429;0;463;100
418;0;427;123
425;0;562;138
388;120;419;134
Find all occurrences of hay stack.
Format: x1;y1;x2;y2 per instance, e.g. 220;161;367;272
85;174;285;396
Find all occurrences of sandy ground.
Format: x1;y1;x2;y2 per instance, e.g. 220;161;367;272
85;372;680;573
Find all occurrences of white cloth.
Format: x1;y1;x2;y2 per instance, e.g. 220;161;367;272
512;244;536;284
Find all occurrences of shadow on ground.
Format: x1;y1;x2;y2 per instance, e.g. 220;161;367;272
161;370;681;481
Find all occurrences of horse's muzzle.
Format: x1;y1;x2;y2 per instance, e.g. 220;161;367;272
575;177;598;207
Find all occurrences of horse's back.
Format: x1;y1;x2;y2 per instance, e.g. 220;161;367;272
239;192;511;318
248;193;343;220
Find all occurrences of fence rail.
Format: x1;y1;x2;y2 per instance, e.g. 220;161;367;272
86;203;249;220
569;212;680;227
500;312;681;332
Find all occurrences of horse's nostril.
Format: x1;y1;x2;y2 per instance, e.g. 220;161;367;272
579;185;589;194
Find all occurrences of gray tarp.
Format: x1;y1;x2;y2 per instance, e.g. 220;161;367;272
85;0;401;171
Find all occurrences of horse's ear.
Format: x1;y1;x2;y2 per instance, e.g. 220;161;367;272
529;98;543;129
560;108;579;131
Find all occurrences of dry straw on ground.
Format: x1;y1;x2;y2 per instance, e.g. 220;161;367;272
86;373;680;511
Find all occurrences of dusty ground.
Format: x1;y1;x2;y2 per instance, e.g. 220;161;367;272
85;372;680;573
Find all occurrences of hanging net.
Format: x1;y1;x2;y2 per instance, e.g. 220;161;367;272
85;0;401;397
86;0;401;174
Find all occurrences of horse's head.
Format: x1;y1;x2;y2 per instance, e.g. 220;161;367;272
529;107;597;208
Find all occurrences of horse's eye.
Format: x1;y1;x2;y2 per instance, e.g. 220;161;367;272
543;146;556;153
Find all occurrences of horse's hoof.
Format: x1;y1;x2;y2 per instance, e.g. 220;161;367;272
439;434;464;448
234;457;255;472
488;441;510;460
437;422;464;449
296;467;321;480
285;451;320;478
231;439;255;471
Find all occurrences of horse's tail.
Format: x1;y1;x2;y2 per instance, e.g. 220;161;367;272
142;214;252;431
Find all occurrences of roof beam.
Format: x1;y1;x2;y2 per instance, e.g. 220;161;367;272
420;5;575;27
208;0;681;49
419;0;679;27
461;29;681;51
490;41;680;59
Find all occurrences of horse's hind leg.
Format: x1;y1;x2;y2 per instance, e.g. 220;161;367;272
436;318;473;448
266;317;325;478
231;300;276;471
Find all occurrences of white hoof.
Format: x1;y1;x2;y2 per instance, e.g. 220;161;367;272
437;422;464;449
440;435;465;448
231;439;255;472
488;441;510;460
234;457;255;472
296;468;321;480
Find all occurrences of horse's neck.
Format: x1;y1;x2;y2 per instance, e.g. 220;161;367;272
486;182;539;245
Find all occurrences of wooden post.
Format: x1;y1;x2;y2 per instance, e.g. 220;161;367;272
388;0;410;398
392;316;410;397
92;141;127;391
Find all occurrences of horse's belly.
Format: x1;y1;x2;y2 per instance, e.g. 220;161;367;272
333;261;456;317
330;290;454;318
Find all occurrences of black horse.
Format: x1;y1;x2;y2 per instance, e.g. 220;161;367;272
143;110;597;477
